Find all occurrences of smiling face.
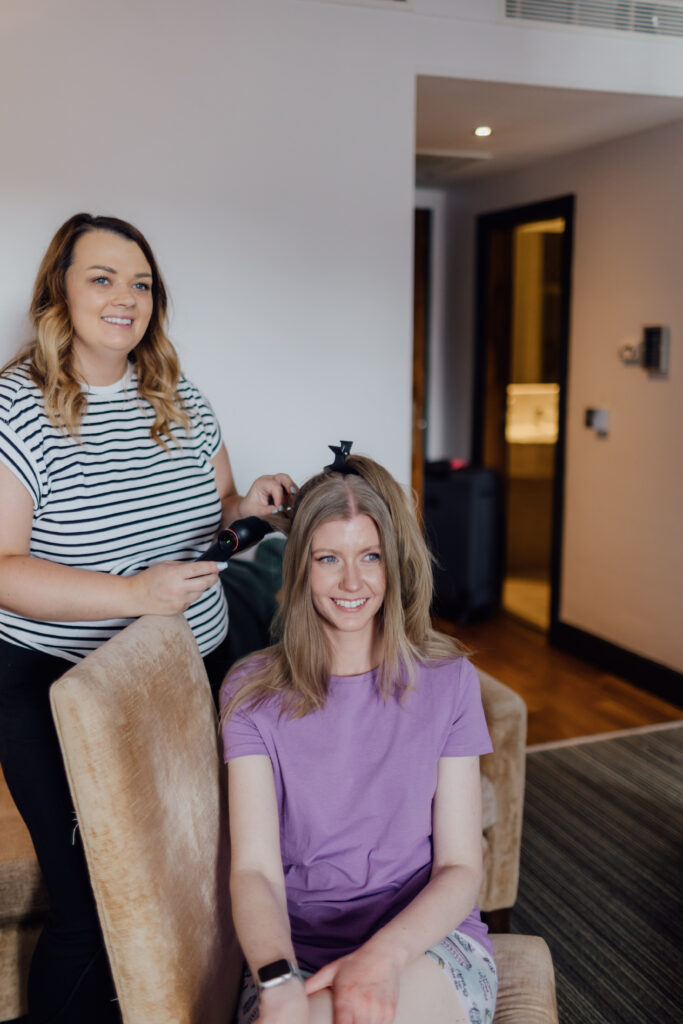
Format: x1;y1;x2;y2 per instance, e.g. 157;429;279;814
309;514;387;649
64;229;154;382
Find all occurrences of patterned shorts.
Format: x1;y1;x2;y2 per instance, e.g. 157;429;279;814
425;928;498;1023
234;928;497;1024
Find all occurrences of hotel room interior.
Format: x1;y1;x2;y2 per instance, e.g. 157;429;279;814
0;2;681;1021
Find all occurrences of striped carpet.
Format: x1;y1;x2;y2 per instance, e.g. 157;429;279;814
511;724;683;1024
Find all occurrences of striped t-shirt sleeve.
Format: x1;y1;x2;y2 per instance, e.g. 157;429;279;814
177;376;223;461
0;374;46;507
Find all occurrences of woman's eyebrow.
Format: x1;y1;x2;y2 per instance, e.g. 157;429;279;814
86;264;152;279
312;546;378;555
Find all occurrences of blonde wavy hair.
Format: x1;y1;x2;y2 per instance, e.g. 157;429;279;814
221;454;467;721
2;213;190;446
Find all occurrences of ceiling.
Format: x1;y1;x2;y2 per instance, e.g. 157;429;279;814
415;76;683;186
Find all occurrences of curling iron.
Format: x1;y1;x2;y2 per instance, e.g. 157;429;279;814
196;515;274;565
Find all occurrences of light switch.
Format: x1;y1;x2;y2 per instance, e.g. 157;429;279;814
585;408;609;438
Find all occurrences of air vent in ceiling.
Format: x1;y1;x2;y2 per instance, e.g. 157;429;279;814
314;0;409;7
504;0;683;38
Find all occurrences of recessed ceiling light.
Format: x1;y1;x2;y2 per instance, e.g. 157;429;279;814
474;126;492;138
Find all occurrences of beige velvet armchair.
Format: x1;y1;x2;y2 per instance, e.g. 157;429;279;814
41;613;556;1024
478;670;527;930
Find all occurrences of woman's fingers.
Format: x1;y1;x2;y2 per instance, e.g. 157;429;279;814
189;561;221;578
306;955;397;1024
333;987;395;1024
176;562;219;605
241;473;298;516
130;561;220;616
274;472;297;496
304;962;336;995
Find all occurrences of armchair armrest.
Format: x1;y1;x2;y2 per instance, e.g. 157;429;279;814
477;670;527;912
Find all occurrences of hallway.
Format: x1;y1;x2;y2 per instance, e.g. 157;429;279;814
436;612;682;747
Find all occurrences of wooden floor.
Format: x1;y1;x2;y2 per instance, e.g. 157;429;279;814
435;612;682;747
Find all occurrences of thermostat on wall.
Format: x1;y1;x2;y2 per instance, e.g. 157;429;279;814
642;326;670;377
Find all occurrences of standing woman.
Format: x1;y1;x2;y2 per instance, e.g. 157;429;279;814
221;450;498;1024
0;213;294;1023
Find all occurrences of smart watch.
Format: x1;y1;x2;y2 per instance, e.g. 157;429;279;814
257;958;303;990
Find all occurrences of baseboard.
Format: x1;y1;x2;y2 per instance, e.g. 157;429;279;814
549;621;682;708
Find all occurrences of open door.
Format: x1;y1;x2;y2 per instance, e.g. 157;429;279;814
473;196;574;633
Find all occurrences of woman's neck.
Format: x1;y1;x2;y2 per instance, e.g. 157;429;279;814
327;626;384;677
72;349;130;387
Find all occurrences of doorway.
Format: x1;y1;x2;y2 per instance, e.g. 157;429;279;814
473;196;574;633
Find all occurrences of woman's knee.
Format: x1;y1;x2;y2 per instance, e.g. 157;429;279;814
304;959;466;1024
393;954;468;1024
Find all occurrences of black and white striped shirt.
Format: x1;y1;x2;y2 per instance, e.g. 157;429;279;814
0;362;228;661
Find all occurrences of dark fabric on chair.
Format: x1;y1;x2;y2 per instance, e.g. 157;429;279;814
0;639;120;1024
217;537;285;680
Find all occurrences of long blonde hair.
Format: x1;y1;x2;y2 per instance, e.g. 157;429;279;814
2;213;190;446
222;455;467;721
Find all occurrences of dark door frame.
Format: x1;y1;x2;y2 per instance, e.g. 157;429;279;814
412;208;431;514
472;194;575;634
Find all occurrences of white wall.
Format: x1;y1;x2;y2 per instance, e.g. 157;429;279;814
437;119;683;671
2;0;683;492
0;0;416;486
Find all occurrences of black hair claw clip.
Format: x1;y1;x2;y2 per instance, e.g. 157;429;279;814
326;441;358;475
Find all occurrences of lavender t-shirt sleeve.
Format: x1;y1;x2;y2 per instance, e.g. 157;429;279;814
222;707;269;759
220;669;269;760
440;658;493;757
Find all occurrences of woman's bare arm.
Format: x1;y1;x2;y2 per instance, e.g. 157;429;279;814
228;754;309;1022
0;461;220;621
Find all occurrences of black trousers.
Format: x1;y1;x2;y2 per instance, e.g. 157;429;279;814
0;633;234;1024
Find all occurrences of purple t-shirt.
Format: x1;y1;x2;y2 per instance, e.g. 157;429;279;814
221;657;493;969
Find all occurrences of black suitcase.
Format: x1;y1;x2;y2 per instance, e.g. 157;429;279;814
423;464;501;622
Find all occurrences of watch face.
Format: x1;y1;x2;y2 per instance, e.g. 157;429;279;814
258;959;292;985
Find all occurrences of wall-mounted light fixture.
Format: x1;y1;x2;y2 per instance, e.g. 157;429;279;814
473;125;492;137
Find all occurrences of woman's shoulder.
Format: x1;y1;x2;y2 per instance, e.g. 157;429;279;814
175;374;221;439
1;360;34;393
417;654;476;680
0;362;43;422
413;655;480;704
225;649;274;685
219;650;279;713
175;373;210;408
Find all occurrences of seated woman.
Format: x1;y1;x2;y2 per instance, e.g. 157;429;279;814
220;446;497;1024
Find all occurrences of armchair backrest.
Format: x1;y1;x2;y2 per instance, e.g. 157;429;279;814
50;614;242;1024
